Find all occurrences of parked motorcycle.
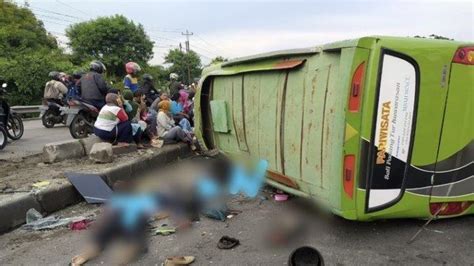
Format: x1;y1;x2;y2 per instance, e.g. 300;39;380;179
40;99;67;128
0;82;24;149
65;97;99;139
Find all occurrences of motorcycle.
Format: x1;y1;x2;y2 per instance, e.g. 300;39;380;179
40;99;67;128
0;82;24;149
65;97;99;139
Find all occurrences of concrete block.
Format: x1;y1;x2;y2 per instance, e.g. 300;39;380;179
112;144;137;155
89;142;114;163
0;193;42;233
102;162;133;186
43;140;85;163
79;135;104;155
35;182;81;213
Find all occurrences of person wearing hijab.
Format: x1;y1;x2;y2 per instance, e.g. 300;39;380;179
94;93;141;145
156;100;192;144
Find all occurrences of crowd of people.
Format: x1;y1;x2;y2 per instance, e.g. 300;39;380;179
43;60;198;149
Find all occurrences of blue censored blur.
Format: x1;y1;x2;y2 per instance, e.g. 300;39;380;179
108;159;268;230
198;159;268;199
110;194;159;229
228;159;268;197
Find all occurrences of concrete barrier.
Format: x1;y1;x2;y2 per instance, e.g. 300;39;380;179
0;143;192;234
89;143;114;163
79;135;103;155
0;193;42;233
43;140;85;163
35;182;82;213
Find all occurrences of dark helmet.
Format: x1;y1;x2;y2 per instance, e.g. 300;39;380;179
48;71;60;81
142;74;153;82
72;71;83;80
90;60;106;74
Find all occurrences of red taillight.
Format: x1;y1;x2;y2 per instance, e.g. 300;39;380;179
348;62;365;112
452;47;474;65
343;155;355;199
430;201;472;216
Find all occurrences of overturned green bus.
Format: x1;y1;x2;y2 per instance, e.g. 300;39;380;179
194;36;473;220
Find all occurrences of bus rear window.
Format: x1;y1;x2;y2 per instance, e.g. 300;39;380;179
366;49;419;212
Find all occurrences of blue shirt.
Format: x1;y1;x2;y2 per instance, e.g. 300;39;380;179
170;101;183;115
124;75;139;92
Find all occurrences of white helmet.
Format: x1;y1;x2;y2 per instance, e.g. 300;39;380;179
170;73;179;80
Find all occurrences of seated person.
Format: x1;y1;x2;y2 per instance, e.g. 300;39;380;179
156;100;192;144
170;92;192;132
122;90;138;121
150;93;169;114
93;93;143;147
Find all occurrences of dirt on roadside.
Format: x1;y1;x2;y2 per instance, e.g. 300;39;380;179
0;149;159;194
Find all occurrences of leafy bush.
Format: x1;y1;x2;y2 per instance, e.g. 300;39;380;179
0;50;75;105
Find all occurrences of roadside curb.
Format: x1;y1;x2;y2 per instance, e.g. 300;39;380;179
0;143;192;234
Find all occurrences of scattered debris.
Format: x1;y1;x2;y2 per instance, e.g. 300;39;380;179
32;180;50;189
70;219;93;231
201;208;227;221
66;173;113;204
217;236;240;250
425;228;444;234
164;256;195;266
22;208;86;231
153;224;176;236
151;139;164;148
274;193;289;201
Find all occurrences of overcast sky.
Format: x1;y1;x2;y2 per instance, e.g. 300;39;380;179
18;0;474;65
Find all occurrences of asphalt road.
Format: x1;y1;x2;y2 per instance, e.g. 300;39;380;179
0;119;71;161
0;159;472;265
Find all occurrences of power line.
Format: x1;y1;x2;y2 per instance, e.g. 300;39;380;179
36;14;77;24
194;33;229;55
55;0;90;17
185;39;222;58
29;6;87;21
39;19;70;27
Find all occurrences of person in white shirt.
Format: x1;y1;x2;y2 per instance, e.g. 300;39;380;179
94;93;143;146
156;100;192;144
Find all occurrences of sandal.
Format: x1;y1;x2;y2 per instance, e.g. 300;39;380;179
217;236;240;249
163;256;195;265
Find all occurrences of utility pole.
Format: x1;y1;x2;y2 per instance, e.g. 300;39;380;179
181;30;193;83
181;30;193;53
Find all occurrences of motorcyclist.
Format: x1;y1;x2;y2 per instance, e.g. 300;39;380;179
67;71;82;99
43;71;68;105
77;61;109;109
123;62;141;93
168;73;183;96
141;74;160;106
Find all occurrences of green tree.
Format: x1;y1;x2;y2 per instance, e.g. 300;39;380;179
66;15;154;77
0;1;73;105
164;49;202;84
0;0;57;58
142;65;170;91
0;51;75;105
209;56;228;65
